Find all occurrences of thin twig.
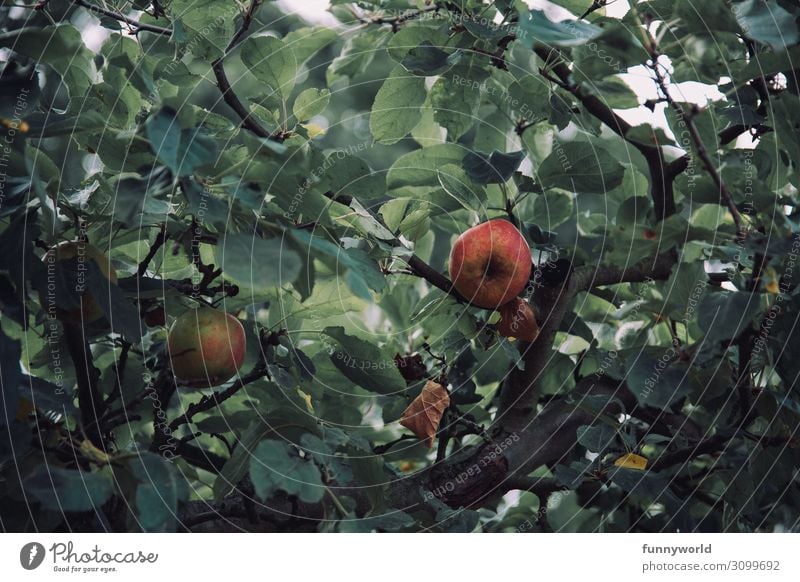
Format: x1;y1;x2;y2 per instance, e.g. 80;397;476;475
73;0;172;36
211;0;284;141
137;225;168;277
639;19;745;235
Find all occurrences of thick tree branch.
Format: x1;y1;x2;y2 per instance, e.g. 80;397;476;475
571;251;677;293
499;252;675;420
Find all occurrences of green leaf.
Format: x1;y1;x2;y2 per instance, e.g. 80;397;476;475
736;46;800;81
625;350;690;410
300;433;353;484
215;233;301;290
508;74;551;120
387;24;450;61
250;439;324;503
317;154;384;201
292;230;385;299
369;66;427;144
241;36;297;100
322;326;406;395
430;57;488;140
591;77;639;108
401;41;456;76
532;190;574;228
168;0;236;60
293;88;330;120
462;150;525;184
553;460;592;489
437;165;485;212
573;25;648;81
86;262;143;344
624;124;674;148
663;261;708;321
0;67;40;120
145;108;217;177
576;424;617;453
26;466;113;512
129;452;187;532
519;10;602;47
538;141;625;193
284;26;338;65
733;0;800;51
698;291;763;343
328;28;390;82
213;409;322;502
675;0;741;35
387;144;465;189
3;25;93;95
181;178;230;228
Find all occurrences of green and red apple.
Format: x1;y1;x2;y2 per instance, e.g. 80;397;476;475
167;308;246;388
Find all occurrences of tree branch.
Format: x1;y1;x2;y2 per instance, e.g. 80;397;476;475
570;251;676;293
499;252;675;420
211;0;284;141
641;29;745;236
73;0;172;36
322;191;470;304
74;0;282;142
533;46;676;221
167;362;269;434
137;225;168;277
62;322;104;446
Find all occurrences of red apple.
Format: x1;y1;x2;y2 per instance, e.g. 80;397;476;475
41;241;118;323
497;297;540;342
448;219;531;308
167;308;246;388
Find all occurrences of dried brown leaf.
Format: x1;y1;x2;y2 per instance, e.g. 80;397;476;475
399;380;450;448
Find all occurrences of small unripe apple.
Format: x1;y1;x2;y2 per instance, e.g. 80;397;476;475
41;241;118;323
448;219;531;308
167;308;246;388
497;297;540;342
144;306;166;327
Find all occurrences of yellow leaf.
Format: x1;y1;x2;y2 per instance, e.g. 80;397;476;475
301;123;326;138
614;453;648;470
764;267;780;294
399;380;450;448
79;439;111;464
297;388;314;413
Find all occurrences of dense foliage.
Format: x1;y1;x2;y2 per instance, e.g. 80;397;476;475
1;0;800;532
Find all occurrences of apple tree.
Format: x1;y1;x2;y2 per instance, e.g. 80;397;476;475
1;0;800;532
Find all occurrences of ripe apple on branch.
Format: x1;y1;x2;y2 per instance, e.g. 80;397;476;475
448;218;539;341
